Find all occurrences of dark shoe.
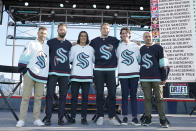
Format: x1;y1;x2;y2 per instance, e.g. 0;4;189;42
69;117;76;124
58;118;65;126
81;118;88;125
64;113;71;122
141;115;152;126
160;118;170;128
42;117;51;126
131;118;140;126
121;117;128;125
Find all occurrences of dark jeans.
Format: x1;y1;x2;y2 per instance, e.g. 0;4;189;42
94;70;116;118
120;77;139;118
70;81;90;119
45;75;69;119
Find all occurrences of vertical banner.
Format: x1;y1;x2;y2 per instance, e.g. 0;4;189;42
151;0;160;44
151;0;196;82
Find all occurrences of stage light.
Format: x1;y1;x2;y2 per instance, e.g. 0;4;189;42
59;3;64;8
73;4;76;8
51;10;55;15
114;13;118;17
24;2;29;6
140;6;144;10
93;4;96;8
106;5;110;9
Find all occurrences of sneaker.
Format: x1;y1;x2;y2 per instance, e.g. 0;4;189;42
96;117;104;126
69;117;76;124
16;120;25;127
43;117;51;126
58;118;65;126
81;118;88;125
121;117;128;125
160;118;170;128
109;117;121;126
33;119;45;126
131;118;140;126
141;115;152;126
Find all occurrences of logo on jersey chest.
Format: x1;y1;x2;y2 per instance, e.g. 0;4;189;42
121;49;134;65
100;45;112;60
77;52;89;69
142;53;153;69
36;51;47;68
54;48;67;66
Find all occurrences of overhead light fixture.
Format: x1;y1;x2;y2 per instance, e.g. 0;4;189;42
73;4;76;8
24;2;29;6
114;12;118;17
59;3;64;8
93;4;96;8
140;6;144;10
51;10;55;15
106;5;110;9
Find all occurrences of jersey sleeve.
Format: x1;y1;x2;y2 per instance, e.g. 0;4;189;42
18;41;33;74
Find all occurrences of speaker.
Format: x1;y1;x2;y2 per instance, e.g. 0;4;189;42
0;0;3;25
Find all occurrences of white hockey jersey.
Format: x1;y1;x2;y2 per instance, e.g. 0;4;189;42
116;42;140;79
69;44;94;82
18;40;49;83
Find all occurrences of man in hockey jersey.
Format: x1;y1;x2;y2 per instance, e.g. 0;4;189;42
139;32;170;128
116;27;140;126
43;23;72;126
69;31;94;125
90;23;121;126
16;27;49;127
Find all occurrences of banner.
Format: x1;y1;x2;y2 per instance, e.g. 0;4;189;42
151;0;196;82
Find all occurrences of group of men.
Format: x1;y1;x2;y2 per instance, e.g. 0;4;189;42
15;22;170;128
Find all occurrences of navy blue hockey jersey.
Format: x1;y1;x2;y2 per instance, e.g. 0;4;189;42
47;38;72;76
140;44;168;82
90;36;119;71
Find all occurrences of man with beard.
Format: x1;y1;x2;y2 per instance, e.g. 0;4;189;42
90;23;121;126
43;23;72;126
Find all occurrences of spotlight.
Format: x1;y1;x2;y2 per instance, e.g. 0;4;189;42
24;2;29;6
106;5;110;9
93;4;96;8
10;8;15;13
59;3;64;8
114;13;118;17
73;4;76;8
140;6;144;10
51;10;55;15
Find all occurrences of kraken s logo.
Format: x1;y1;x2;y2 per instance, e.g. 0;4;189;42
54;48;67;66
36;51;47;68
142;53;153;69
100;45;112;60
121;49;134;65
77;52;89;69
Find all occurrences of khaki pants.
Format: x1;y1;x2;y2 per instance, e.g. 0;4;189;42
19;74;44;121
141;82;166;120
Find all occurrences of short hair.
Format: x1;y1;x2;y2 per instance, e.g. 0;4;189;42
77;31;89;45
120;27;131;38
58;23;67;29
101;23;110;28
38;26;47;31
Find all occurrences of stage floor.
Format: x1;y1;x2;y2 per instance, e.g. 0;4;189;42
0;111;196;131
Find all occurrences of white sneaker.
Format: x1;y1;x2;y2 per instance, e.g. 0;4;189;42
16;120;25;127
109;117;121;126
33;119;45;126
96;117;104;126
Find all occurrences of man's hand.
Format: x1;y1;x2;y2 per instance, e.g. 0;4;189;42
161;80;166;85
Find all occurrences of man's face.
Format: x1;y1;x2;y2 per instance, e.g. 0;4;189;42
100;25;110;37
57;25;67;38
121;30;131;41
37;29;47;41
143;32;152;44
